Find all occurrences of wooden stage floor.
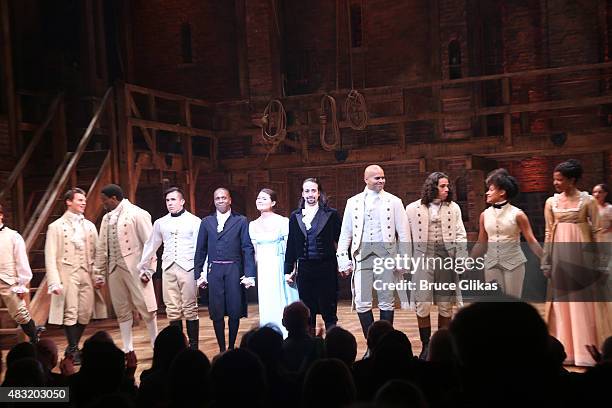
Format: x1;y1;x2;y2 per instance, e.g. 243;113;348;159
2;301;565;382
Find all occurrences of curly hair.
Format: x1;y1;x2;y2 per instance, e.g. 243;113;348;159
554;159;583;182
420;172;453;206
485;168;520;200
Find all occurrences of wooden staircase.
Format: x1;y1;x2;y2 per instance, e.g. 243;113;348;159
0;88;116;349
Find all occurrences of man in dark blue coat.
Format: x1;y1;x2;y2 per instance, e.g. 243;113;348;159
194;188;256;352
284;178;342;334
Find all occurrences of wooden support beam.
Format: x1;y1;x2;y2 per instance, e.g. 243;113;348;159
117;83;136;201
180;100;196;213
125;83;213;107
502;77;512;146
128;117;216;138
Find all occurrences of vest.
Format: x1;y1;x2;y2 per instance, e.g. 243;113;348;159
0;227;17;285
108;221;129;273
483;205;527;269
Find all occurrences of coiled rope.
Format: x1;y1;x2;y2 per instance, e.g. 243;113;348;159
345;89;368;130
260;99;287;152
319;94;341;151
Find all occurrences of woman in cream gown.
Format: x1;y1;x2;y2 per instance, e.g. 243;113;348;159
543;160;610;366
249;188;299;338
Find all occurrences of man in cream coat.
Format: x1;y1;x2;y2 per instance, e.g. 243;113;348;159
138;187;201;349
94;184;158;352
45;188;106;361
406;172;467;359
0;203;44;343
337;165;411;339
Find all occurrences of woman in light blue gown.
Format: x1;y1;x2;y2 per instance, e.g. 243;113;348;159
249;188;299;338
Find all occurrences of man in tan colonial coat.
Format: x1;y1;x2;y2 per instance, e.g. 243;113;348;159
94;184;158;352
44;188;106;361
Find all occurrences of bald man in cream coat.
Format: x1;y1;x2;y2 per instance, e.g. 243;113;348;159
337;165;411;339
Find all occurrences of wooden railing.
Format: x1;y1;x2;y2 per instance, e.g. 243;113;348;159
0;92;64;207
117;82;217;212
27;87;115;324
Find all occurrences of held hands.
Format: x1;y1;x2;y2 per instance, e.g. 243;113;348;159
197;275;208;289
285;272;296;285
338;264;353;279
541;265;551;279
139;270;153;283
240;276;256;288
52;288;63;296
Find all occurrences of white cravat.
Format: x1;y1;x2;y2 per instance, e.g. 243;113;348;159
301;203;319;231
108;199;127;226
217;210;231;233
66;211;86;249
364;188;381;210
429;199;442;220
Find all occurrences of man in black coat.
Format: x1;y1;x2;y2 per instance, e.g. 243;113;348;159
194;188;256;352
284;178;342;333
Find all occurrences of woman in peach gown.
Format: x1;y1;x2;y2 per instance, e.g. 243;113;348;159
542;160;609;366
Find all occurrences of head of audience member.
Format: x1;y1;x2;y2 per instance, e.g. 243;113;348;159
373;330;414;367
167;349;211;408
367;320;394;355
421;172;453;205
151;325;188;372
282;301;310;336
36;338;59;372
2;357;46;387
374;379;428;408
165;187;186;215
213;187;232;214
546;335;567;372
256;188;278;214
302;358;356;408
427;329;455;364
6;341;36;369
65;187;87;215
211;349;267;408
247;326;284;372
299;177;329;209
239;326;259;349
485;168;519;204
449;301;551;403
601;336;612;363
364;165;386;193
101;184;124;211
85;330;115;345
592;183;610;206
79;340;127;393
553;159;582;193
325;326;358;367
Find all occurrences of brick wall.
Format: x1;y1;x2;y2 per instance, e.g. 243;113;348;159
131;0;241;100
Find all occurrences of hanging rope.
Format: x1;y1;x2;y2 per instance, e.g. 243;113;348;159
345;89;368;130
260;99;287;151
319;94;341;152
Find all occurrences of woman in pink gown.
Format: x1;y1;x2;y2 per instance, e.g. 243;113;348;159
542;159;608;366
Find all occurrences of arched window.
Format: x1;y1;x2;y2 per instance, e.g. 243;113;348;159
448;40;462;79
181;23;193;63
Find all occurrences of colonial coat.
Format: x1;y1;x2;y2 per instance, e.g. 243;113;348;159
94;200;157;312
45;212;107;325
